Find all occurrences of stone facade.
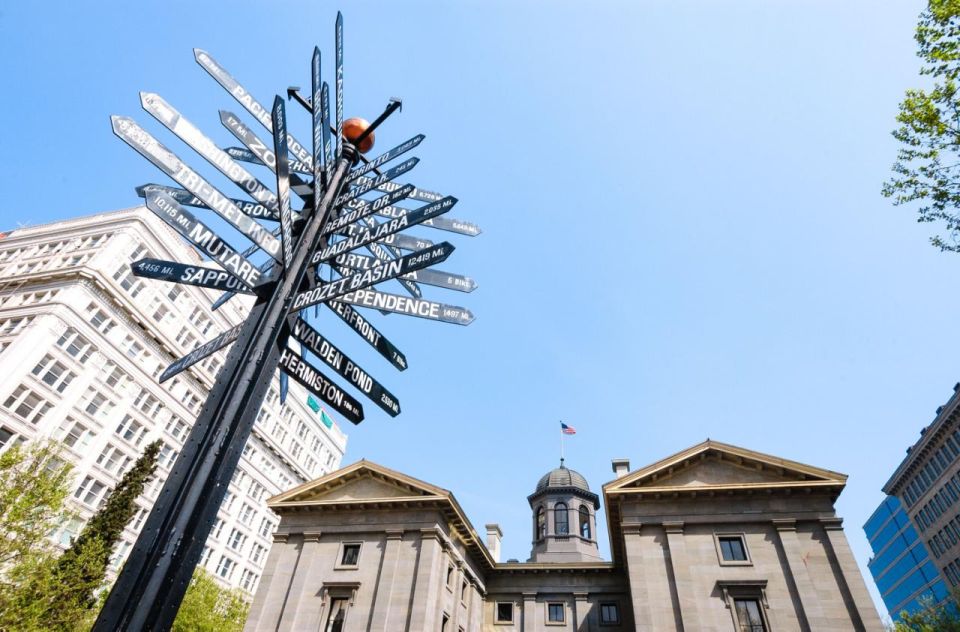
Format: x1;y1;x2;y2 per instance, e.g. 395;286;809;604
246;441;882;631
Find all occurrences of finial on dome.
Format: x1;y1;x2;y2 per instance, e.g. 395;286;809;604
559;457;565;468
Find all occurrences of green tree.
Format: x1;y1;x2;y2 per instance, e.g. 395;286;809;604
893;590;960;631
883;0;960;251
172;568;250;632
0;441;75;629
0;439;162;632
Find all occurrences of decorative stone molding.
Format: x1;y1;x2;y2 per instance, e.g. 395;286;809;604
273;533;290;544
820;517;844;531
385;529;404;541
663;521;684;534
303;531;323;543
772;519;797;532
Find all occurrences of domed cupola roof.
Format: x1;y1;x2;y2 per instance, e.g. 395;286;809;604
528;460;600;509
536;465;591;493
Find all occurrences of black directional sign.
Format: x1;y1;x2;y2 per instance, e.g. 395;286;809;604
311;47;326;193
312;196;457;264
96;23;478;632
195;48;314;168
111;116;282;261
348;134;425;181
143;190;265;289
334;251;477;293
335;289;475;326
353;199;482;237
272;97;295;271
292;318;399;416
131;258;254;294
278;347;363;424
334;157;419;206
335;11;344;161
137;183;277;222
140;93;280;216
159;323;242;383
338;225;436;253
293;242;454;311
326;300;407;371
354;175;444;204
323;184;415;234
321;82;333;169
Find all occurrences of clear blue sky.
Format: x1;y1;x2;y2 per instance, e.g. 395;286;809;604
0;0;943;617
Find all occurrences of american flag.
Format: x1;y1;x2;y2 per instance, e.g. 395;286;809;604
561;422;576;435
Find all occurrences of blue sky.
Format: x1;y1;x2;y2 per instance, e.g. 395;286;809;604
0;0;945;616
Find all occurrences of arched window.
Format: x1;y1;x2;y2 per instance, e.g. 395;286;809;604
579;506;591;539
555;502;569;535
536;506;546;539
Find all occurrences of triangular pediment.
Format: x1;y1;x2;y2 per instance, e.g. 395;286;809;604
269;460;449;507
604;440;846;494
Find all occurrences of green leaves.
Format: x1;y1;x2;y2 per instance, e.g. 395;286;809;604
885;2;960;251
172;569;250;632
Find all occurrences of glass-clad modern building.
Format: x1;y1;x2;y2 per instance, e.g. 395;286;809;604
865;495;946;617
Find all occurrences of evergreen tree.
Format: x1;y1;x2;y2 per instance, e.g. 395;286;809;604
55;439;162;612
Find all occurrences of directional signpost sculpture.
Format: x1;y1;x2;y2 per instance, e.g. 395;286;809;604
92;13;478;631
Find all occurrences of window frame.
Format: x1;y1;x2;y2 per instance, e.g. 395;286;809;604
336;542;362;569
599;602;621;626
545;601;566;625
554;501;569;535
714;532;752;566
494;601;514;624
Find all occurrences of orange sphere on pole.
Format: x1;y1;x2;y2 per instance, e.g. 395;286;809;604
342;117;375;153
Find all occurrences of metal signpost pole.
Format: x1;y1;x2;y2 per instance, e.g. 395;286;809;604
92;150;357;632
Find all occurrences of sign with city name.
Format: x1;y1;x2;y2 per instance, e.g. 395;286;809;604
131;258;254;294
292;318;399;416
293;243;453;311
143;190;265;289
335;289;474;326
159;323;243;383
278;348;363;424
312;196;456;264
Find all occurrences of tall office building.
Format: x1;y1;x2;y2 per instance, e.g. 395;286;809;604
864;495;946;617
0;208;348;596
876;384;960;607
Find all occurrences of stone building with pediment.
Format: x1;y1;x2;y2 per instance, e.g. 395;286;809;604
244;440;883;631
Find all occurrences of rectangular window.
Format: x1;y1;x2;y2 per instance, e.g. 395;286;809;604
239;503;255;526
215;555;235;580
718;535;749;563
547;603;565;623
32;355;76;393
116;415;147;446
734;598;767;631
159;444;178;469
59;418;92;450
258;518;274;539
227;528;247;553
240;569;259;592
248;480;266;502
74;476;108;507
83;390;113;419
324;597;348;632
340;543;360;566
600;602;620;625
495;602;513;623
4;386;54;424
251;543;267;565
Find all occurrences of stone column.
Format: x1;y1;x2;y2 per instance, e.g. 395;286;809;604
278;531;323;632
409;528;443;631
573;592;590;632
369;530;404;632
773;519;824;631
522;592;537;631
663;521;699;630
820;518;884;632
451;560;464;631
622;524;680;632
245;533;302;630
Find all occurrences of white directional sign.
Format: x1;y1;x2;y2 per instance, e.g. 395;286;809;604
111;116;282;261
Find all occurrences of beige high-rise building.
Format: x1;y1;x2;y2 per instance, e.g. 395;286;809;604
246;440;882;631
0;208;348;596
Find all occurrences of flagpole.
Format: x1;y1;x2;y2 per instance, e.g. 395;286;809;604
560;421;564;466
